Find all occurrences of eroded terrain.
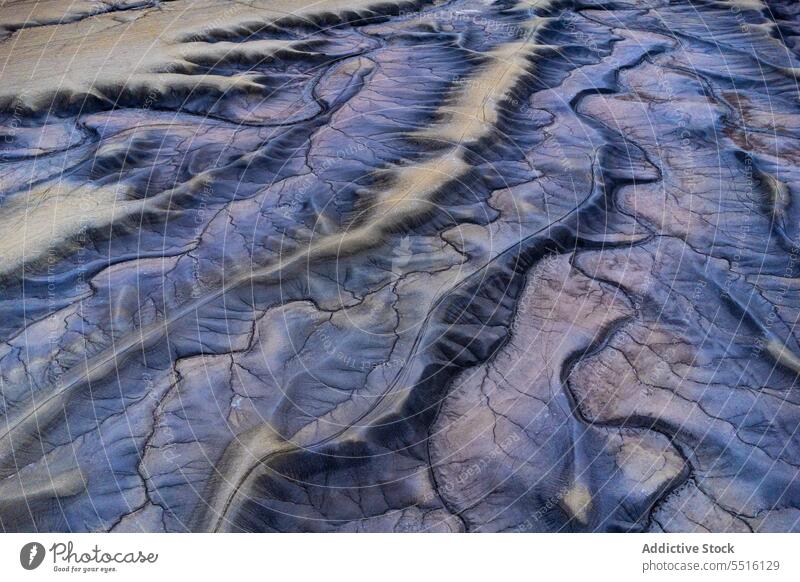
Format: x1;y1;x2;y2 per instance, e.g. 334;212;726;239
0;0;799;532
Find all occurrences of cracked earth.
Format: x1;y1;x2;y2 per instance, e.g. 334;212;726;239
0;0;799;532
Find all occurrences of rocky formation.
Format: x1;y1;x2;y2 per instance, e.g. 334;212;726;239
0;0;799;532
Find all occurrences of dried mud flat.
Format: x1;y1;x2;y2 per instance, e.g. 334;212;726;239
0;0;799;532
